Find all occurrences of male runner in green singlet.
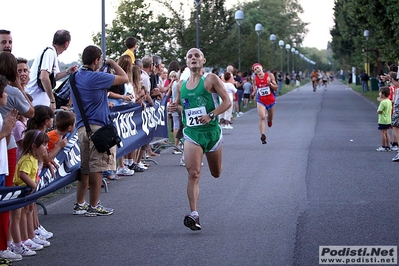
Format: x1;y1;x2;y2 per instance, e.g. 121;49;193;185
168;48;231;231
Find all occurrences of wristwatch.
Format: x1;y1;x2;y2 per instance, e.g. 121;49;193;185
208;112;215;121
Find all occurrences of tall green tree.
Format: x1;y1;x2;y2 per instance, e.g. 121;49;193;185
93;0;186;62
330;0;358;71
93;0;153;60
92;0;310;73
331;0;399;75
234;0;308;72
181;0;235;68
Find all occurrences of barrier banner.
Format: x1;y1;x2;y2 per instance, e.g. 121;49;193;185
0;96;169;212
112;95;168;159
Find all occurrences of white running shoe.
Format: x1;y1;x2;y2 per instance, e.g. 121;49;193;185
137;162;148;170
180;158;185;167
34;227;52;240
14;244;36;256
116;167;135;176
172;149;182;155
0;247;22;261
224;124;233;129
23;239;43;251
32;236;50;247
376;146;387;152
38;225;53;238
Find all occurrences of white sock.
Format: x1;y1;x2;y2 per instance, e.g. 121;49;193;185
127;159;134;165
14;242;22;249
191;211;198;216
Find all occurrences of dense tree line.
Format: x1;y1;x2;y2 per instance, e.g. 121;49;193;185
331;0;399;76
93;0;331;74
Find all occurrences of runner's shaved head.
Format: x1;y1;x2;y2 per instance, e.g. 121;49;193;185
186;48;203;58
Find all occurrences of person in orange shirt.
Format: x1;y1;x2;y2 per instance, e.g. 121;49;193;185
310;69;318;92
46;110;75;157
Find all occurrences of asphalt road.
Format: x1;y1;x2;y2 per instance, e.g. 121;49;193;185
22;80;399;266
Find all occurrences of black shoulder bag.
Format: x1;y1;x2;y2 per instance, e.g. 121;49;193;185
69;72;121;155
54;78;70;109
37;47;56;92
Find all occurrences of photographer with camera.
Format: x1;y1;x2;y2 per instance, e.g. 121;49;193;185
70;45;128;217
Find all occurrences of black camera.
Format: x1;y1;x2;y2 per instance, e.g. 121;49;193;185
100;63;112;73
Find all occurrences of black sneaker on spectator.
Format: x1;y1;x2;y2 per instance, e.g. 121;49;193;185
128;162;145;172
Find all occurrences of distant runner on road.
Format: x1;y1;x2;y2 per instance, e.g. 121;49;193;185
251;63;278;144
310;69;318;92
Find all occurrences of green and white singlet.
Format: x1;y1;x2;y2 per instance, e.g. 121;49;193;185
180;74;222;152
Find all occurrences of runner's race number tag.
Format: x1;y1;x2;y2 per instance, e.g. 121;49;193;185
258;86;271;96
185;106;207;127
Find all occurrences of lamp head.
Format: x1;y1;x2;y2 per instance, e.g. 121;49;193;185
255;23;263;35
235;10;244;25
270;34;276;43
364;30;370;41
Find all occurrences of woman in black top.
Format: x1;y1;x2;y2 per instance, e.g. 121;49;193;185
285;73;290;90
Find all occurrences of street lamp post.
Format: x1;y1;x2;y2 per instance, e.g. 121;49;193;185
291;47;295;73
255;23;263;63
364;30;370;76
235;10;244;71
195;0;202;48
270;34;276;70
285;44;291;74
295;50;299;73
101;0;106;57
278;40;284;74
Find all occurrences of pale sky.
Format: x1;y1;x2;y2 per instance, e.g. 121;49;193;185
1;0;334;64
